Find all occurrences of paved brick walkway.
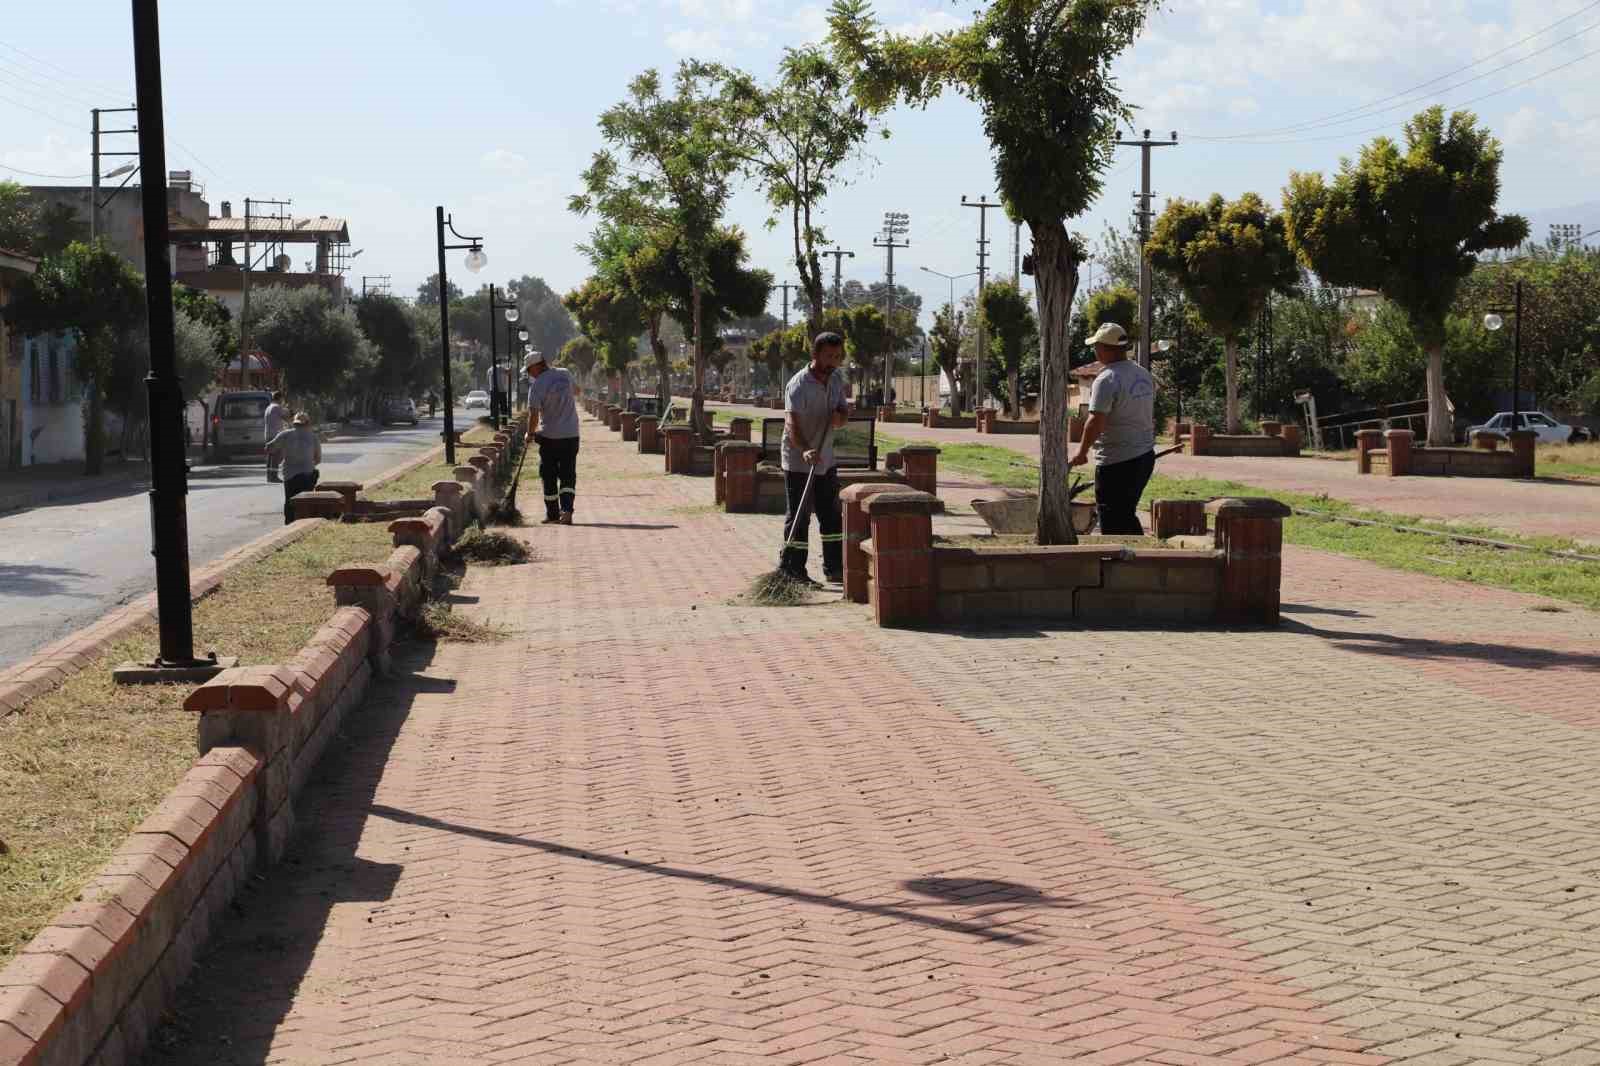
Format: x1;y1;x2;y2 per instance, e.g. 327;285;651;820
146;413;1600;1065
719;406;1600;547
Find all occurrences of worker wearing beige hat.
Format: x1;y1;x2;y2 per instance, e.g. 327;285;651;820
267;411;322;525
1071;323;1156;535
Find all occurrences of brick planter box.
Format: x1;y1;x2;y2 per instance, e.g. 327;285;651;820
855;492;1290;629
637;415;661;454
1359;427;1535;478
1189;424;1302;457
721;446;939;515
922;410;977;429
976;415;1041;435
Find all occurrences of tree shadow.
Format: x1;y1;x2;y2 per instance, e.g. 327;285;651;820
1286;619;1600;671
1279;603;1370;619
572;522;679;530
142;641;441;1065
0;563;95;598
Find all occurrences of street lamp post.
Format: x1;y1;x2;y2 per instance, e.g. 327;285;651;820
920;266;978;412
435;207;486;466
1484;280;1524;430
488;287;518;428
512;326;529;417
117;0;233;683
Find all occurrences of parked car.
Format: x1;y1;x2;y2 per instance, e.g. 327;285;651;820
381;396;419;426
1465;411;1592;444
210;390;272;460
464;390;490;410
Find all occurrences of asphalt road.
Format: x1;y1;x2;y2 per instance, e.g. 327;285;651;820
0;411;469;672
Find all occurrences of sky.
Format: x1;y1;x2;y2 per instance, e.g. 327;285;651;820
4;0;1599;330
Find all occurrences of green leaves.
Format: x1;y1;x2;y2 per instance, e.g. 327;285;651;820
1149;193;1298;342
980;280;1037;375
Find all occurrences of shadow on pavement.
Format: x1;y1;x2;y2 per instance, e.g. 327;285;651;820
0;563;95;598
363;806;1046;947
1288;620;1600;670
141;640;443;1066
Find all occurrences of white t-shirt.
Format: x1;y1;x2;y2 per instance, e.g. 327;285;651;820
1088;359;1156;466
263;402;286;439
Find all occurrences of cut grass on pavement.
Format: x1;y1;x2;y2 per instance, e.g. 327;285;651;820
879;431;1600;612
0;520;392;968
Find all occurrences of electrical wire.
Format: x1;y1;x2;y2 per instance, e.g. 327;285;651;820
0;38;129;102
1192;0;1600;141
1193;43;1600;146
0;57;120;112
0;161;90;179
0;89;78;131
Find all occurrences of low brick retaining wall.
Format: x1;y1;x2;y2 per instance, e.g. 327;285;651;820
0;488;461;1066
922;411;976;429
844;490;1289;629
1357;428;1535;478
713;443;940;514
1188;423;1302;457
976;410;1041;435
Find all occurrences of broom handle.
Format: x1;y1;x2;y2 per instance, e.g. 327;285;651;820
782;421;834;547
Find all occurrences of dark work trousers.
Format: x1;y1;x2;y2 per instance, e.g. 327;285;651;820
283;470;319;525
537;435;580;520
780;467;843;577
1094;449;1156;536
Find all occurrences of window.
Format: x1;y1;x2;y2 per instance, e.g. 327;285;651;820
219;396;269;420
47;341;61;405
1527;414;1554;427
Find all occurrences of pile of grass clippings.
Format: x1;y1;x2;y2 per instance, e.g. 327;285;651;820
447;529;532;566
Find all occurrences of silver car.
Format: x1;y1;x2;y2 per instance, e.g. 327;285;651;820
210;390;273;460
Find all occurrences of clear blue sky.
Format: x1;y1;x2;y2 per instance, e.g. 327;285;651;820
3;1;1597;327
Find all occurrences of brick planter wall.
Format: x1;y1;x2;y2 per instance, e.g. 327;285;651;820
1360;427;1535;478
0;502;463;1066
1188;428;1302;457
721;443;762;513
637;416;661;454
922;411;977;429
662;426;694;474
620;412;639;442
856;491;1289;629
977;417;1041;435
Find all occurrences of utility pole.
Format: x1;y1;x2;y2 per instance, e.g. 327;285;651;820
962;195;1002;413
821;247;855;311
90;106;138;242
776;281;798;329
1116;128;1178;369
875;213;909;406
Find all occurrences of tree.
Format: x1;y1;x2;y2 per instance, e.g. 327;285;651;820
756;329;786;391
981;280;1037;419
720;48;873;335
831;0;1157;543
564;275;643;401
843;303;889;391
355;293;427;401
579;221;676;406
415;273;462;306
1283;106;1528;444
3;241;144;473
0;181;41;253
1083;285;1138;336
572;62;741;435
245;287;361;399
1148;193;1299;432
559;335;599;380
929;302;966;415
507;274;578;359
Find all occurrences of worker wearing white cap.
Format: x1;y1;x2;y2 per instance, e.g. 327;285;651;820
524;350;581;525
1071;323;1156;535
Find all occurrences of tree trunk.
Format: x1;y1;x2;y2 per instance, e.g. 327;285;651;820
649;317;671;415
1008;367;1021;420
1425;343;1451;445
1224;334;1241;434
1032;220;1081;546
691;283;708;440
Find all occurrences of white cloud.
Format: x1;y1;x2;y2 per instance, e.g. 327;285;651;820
481;149;529;175
886;10;967;37
0;134;85;181
666;27;729;56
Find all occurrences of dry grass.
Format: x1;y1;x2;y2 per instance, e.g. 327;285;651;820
446;529;532;566
1539;439;1600;479
0;520;392;966
412;602;511;644
367;423;505;502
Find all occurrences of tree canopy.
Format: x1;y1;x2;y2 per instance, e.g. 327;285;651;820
1149;192;1299;431
245;287;361;398
981;280;1038;418
1283;106;1528;443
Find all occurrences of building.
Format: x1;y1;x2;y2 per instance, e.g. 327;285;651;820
0;248;39;469
169;202;353;316
25;173;211;277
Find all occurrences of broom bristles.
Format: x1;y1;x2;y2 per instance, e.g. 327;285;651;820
745;569;811;606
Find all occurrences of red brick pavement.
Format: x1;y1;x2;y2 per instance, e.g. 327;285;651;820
142;412;1600;1065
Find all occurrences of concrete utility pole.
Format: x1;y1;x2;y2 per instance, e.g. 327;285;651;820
821;247;855;311
874;213;909;406
1116;128;1178;369
962;195;1002;412
776;281;798;329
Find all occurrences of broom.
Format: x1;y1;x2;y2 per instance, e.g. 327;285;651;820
493;431;532;526
746;422;834;606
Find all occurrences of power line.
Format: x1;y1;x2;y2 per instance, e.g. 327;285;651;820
0;161;89;179
1197;44;1600;147
0;38;130;101
0;57;120;111
1193;0;1600;141
0;89;78;131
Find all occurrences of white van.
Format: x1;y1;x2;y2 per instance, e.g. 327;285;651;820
210;390;273;461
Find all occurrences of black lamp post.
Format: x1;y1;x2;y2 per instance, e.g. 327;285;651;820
118;0;232;682
1484;280;1524;430
487;286;518;429
435;207;486;466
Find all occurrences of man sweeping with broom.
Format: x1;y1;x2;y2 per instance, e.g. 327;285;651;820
776;331;851;588
523;349;581;525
